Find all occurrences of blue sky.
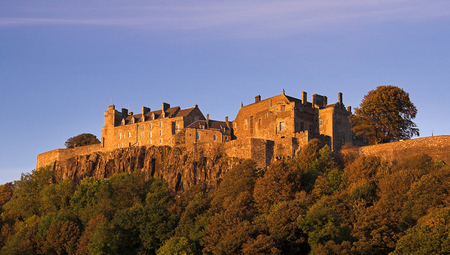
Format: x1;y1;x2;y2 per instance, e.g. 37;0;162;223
1;0;449;184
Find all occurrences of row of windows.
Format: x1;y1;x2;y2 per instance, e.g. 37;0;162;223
120;130;165;139
196;132;218;141
119;133;132;139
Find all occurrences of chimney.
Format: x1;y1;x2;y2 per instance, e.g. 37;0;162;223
255;95;261;103
302;91;307;105
162;102;170;118
206;114;210;128
323;96;328;107
338;92;343;109
225;116;230;128
347;106;352;113
121;108;128;118
142;106;150;115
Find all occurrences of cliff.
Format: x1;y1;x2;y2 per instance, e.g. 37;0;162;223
44;145;242;192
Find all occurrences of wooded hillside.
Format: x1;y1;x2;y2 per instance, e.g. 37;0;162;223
2;139;450;254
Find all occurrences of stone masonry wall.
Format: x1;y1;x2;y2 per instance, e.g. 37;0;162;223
346;135;450;164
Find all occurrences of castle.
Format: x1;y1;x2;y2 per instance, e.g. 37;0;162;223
97;90;358;167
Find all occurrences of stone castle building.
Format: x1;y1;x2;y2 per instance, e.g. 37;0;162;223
98;90;357;167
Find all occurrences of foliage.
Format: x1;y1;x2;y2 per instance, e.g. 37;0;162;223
3;140;450;254
350;85;419;144
65;133;100;148
392;207;450;255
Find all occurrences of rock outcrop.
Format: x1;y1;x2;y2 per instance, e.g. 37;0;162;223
48;145;242;192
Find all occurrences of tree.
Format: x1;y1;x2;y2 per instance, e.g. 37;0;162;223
349;85;419;144
65;133;100;148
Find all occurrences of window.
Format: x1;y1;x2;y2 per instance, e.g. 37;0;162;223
159;139;162;144
244;119;248;125
160;130;162;136
119;133;122;139
176;125;179;131
140;133;144;139
196;132;201;140
319;120;323;126
213;135;217;141
149;132;152;138
128;132;131;138
281;105;285;111
149;123;152;129
149;140;152;144
234;123;237;128
137;141;141;146
117;143;120;148
225;137;228;141
258;119;261;127
340;132;346;144
159;121;162;127
121;143;124;147
280;121;285;131
140;125;144;131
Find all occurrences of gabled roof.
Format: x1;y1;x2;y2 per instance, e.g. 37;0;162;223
120;105;197;125
186;119;231;131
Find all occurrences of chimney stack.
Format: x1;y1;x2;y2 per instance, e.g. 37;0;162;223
206;114;210;128
142;106;150;115
338;92;343;109
162;102;170;118
225;116;230;128
302;91;307;105
255;95;261;103
121;108;128;118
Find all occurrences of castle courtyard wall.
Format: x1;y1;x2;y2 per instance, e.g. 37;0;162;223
346;136;450;164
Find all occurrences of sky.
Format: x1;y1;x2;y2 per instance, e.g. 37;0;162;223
1;0;449;184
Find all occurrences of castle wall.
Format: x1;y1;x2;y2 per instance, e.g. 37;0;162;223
319;105;352;151
346;136;450;164
37;143;103;169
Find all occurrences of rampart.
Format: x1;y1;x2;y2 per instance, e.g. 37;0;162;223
36;144;104;169
347;135;450;164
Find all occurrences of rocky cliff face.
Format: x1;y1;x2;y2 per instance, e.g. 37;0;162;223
49;145;242;192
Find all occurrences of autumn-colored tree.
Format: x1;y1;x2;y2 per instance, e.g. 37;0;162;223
392;207;450;255
65;133;100;148
350;85;419;144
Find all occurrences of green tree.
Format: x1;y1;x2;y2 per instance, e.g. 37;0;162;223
2;166;54;221
156;237;197;255
349;85;419;144
65;133;100;148
392;207;450;255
